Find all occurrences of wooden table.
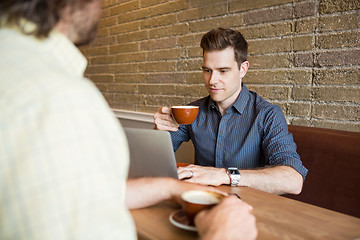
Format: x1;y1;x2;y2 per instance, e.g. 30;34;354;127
130;186;360;240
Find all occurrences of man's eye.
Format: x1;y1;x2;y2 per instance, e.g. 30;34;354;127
203;69;211;73
220;70;228;73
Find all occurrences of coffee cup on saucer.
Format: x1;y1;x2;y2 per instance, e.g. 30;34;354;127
180;190;224;225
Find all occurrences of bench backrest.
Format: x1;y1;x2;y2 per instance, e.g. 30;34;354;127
285;125;360;218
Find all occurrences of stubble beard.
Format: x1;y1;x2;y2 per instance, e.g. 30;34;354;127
71;1;102;46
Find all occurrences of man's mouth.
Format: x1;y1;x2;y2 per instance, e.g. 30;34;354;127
210;88;223;91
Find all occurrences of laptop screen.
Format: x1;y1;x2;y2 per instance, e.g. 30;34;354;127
124;128;178;179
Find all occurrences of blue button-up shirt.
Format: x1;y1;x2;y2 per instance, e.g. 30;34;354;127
170;83;308;180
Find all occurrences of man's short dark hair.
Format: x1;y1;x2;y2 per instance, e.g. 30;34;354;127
0;0;92;38
200;28;248;69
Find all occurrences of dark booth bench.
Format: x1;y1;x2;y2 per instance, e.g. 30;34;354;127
284;125;360;218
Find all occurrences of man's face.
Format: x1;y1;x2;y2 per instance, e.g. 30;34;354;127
202;47;247;111
70;0;102;46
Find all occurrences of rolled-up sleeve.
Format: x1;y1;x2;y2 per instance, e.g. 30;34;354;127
261;105;308;180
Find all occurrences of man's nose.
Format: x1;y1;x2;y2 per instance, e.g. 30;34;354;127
209;71;219;85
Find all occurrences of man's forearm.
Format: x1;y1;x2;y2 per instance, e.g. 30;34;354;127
126;177;218;209
126;177;176;209
239;166;303;195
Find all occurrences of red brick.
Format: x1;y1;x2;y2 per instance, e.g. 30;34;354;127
110;22;139;35
99;16;117;28
177;59;203;71
109;63;138;73
102;0;117;8
186;72;203;84
178;33;203;47
145;73;186;83
248;54;293;68
116;30;148;43
316;32;360;49
115;52;146;63
83;46;109;56
141;95;186;106
107;83;138;93
229;0;292;12
140;14;177;29
115;73;146;83
118;9;149;24
314;68;360;85
92;36;117;47
245;69;311;85
287;102;311;117
148;0;189;17
295;18;316;33
140;0;169;8
189;0;228;8
110;43;139;54
189;15;243;32
247;85;291;100
113;93;139;105
188;46;202;58
319;12;360;32
147;48;187;61
316;49;360;67
291;119;360;132
178;4;227;22
293;35;314;51
294;53;314;67
313;104;359;121
291;86;312;101
248;38;291;54
109;1;139;16
90;55;116;65
87;74;114;83
319;0;360;14
313;86;360;103
294;1;316;18
138;61;176;72
149;24;188;38
140;37;177;50
240;22;293;39
243;5;293;25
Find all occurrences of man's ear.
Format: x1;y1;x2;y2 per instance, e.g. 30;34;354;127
240;61;249;78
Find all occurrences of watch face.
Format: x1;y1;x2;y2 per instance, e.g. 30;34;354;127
229;169;240;175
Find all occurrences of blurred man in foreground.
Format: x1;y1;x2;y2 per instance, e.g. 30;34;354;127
0;1;257;239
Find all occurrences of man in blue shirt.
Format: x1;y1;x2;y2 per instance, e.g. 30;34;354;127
154;28;308;195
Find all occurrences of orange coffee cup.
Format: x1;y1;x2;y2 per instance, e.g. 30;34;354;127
181;190;224;225
171;106;199;125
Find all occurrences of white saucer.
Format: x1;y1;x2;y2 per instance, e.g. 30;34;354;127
169;210;197;232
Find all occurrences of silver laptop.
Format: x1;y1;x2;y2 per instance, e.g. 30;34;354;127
124;128;178;179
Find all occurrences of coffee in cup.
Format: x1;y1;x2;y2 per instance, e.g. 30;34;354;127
171;106;199;125
181;190;224;225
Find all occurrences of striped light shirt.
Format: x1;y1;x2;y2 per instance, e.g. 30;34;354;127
0;21;136;239
171;83;308;180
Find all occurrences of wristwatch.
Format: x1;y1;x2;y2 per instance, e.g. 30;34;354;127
227;167;241;187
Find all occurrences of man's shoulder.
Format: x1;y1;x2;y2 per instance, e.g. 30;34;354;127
245;90;285;124
247;90;278;112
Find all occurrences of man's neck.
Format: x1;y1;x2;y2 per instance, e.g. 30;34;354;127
216;86;242;116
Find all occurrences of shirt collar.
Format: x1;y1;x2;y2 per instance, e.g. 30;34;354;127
207;83;250;115
232;83;249;115
44;30;87;77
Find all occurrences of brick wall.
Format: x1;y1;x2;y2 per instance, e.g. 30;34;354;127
80;0;360;132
